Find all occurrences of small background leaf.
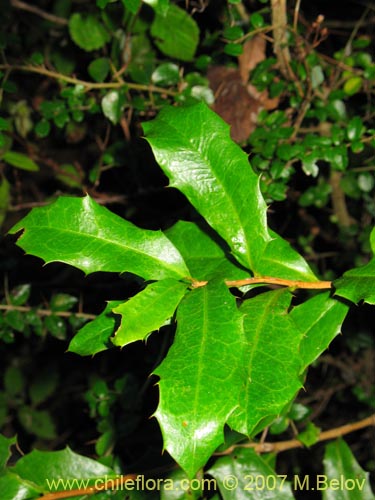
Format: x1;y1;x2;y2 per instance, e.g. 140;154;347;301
9;195;190;281
2;151;39;171
228;289;303;436
150;4;199;62
68;300;123;356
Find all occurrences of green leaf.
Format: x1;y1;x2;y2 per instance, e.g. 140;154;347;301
290;292;349;372
223;26;244;41
0;435;16;470
164;221;249;281
0;472;40;500
347;116;364;141
334;259;375;305
150;4;199;62
311;65;324;88
69;13;110;51
154;281;244;477
56;163;82;189
250;12;265;29
9;284;31;306
143;102;266;269
50;293;78;312
144;0;170;14
334;229;375;304
144;103;317;281
4;366;25;396
29;367;59;406
4;310;24;332
323;439;375;500
9;195;190;280
102;90;126;124
2;151;39;171
161;468;202;500
68;300;123;356
302;152;319;177
298;421;320;447
44;314;66;340
88;57;110;82
0;118;11;131
330;145;348;171
208;448;294;500
228;289;303;436
260;229;318;280
112;279;189;347
224;43;243;57
358;173;374;192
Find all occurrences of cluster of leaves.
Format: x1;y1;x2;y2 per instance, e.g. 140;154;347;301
0;0;374;499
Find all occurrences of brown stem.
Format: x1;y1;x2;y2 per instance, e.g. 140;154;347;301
0;304;95;320
191;277;332;290
215;414;375;455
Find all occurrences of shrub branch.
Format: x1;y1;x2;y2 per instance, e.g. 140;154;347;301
215;413;375;455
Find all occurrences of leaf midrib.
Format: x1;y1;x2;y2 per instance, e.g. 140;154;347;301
20;224;184;275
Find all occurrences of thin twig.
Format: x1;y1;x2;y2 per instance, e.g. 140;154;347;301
293;0;301;32
191;277;332;290
10;0;68;26
0;304;95;320
215;414;375;455
0;64;177;96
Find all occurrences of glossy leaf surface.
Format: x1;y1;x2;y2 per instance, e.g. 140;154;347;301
9;195;189;281
143;103;317;281
208;448;294;500
0;435;15;470
150;4;199;62
68;300;123;356
334;228;375;304
112;279;189;346
228;289;303;436
291;292;349;372
154;281;244;478
323;439;375;500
